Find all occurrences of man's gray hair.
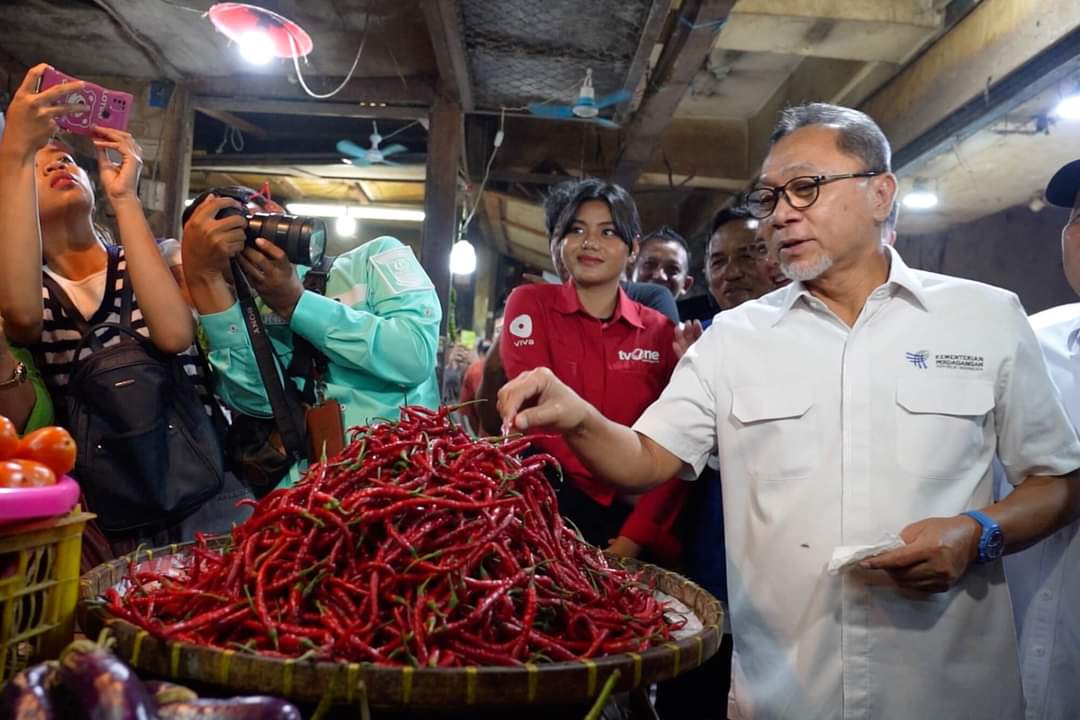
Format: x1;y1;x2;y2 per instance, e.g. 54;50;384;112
769;103;892;173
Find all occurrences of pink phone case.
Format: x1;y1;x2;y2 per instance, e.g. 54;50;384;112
36;67;133;136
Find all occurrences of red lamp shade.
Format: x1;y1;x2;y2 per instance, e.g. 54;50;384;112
208;3;313;59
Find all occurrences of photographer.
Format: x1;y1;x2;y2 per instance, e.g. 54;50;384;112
0;65;249;555
181;187;442;487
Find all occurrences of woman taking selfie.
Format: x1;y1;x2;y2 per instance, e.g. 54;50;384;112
500;178;686;563
0;64;248;555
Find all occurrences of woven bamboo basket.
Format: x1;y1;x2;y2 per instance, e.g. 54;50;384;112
78;541;723;709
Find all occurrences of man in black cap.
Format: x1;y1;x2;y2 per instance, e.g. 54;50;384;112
998;161;1080;720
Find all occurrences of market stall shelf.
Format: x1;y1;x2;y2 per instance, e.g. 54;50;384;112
78;540;723;710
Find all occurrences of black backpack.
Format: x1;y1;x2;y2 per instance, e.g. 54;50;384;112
41;262;225;534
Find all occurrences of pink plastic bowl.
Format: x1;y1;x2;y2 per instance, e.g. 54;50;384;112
0;475;80;522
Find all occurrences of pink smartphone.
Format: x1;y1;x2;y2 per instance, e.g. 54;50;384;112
35;67;133;136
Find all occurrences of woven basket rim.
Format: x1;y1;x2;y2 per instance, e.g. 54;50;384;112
78;539;725;707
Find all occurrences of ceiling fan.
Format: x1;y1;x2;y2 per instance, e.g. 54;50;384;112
336;121;409;165
527;69;632;129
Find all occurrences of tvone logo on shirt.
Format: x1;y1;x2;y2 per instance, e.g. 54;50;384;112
618;348;660;364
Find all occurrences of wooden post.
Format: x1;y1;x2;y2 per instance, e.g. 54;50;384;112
153;83;193;240
421;99;463;338
472;237;497;335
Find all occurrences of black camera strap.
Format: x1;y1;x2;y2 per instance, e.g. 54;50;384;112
230;258;307;465
288;254;336;405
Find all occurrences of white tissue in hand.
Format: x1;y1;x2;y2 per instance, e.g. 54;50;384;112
827;534;905;575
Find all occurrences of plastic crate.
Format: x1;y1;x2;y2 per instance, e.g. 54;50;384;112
0;509;93;683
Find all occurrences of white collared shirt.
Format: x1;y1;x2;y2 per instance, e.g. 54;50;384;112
634;246;1080;720
1000;302;1080;720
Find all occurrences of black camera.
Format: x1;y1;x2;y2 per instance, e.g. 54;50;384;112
217;207;327;267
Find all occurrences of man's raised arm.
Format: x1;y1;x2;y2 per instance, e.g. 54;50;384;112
498;366;686;492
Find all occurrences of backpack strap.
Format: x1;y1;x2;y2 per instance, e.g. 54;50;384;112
230;258;308;466
41;272;92;337
118;268;135;329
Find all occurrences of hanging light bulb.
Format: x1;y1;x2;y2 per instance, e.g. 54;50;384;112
1054;94;1080;121
450;240;477;275
335;215;358;237
902;178;939;210
237;30;274;65
208;3;314;64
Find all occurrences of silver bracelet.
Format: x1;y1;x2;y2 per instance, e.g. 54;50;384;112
0;361;28;389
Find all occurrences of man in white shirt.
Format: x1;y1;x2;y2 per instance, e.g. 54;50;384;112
498;103;1080;720
999;161;1080;720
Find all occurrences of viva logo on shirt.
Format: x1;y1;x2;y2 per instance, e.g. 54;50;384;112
509;314;534;347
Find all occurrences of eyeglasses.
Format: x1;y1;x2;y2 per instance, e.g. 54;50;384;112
744;171;883;219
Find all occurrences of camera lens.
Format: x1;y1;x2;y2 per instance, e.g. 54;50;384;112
246;213;327;266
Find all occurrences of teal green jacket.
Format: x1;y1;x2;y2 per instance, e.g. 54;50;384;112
199;236;441;484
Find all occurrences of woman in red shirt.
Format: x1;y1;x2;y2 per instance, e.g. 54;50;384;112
501;179;686;562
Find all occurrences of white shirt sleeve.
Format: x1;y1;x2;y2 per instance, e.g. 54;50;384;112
996;294;1080;485
632;326;719;480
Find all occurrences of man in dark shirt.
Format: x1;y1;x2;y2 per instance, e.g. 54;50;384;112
677;206;777;325
632;226;695;300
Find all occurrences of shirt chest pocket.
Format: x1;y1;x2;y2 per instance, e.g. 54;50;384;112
895;378;995;479
731;384;818;481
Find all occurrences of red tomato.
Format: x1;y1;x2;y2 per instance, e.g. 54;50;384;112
14;427;77;477
0;459;56;488
0;415;16;460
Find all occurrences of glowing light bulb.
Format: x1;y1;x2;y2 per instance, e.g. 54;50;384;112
238;31;274;66
450;240;477;275
335;215;358;237
1054;95;1080;121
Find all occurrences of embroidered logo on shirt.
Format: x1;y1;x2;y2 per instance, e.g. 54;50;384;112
509;314;533;338
934;353;984;371
370;246;433;295
618;348;661;364
509;314;534;347
905;350;929;369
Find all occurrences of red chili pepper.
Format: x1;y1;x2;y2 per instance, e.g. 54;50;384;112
111;406;678;667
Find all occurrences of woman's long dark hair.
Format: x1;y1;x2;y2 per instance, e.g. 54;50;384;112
543;178;641;248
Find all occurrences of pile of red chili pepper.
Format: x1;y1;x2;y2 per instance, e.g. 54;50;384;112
105;406;682;667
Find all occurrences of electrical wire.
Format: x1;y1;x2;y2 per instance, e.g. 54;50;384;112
380;120;420;143
289;8;370;100
459;108;506;238
290;33;366;100
215;124;244;154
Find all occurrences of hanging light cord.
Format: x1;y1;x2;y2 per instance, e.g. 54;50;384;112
289;8;371;100
459;108;506;238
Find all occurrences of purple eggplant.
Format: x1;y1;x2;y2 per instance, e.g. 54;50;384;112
155;696;301;720
0;661;58;720
57;639;156;720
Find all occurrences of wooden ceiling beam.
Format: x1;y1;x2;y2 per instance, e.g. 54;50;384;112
91;0;184;81
481;193;510;256
713;0;943;63
193;95;427;120
746;55;873;172
727;0;942;28
423;0;474;112
611;0;736;189
194;107;269;140
501;218;548;239
615;0;675;124
190;74;435;108
860;0;1080;167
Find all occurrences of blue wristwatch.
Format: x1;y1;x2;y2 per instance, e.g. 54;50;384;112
963;510;1005;563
